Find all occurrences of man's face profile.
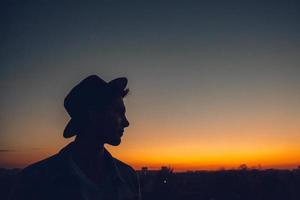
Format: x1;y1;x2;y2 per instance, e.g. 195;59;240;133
87;97;130;146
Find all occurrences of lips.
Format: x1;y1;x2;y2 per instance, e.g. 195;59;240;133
118;129;124;136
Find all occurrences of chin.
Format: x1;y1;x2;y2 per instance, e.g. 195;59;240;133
107;138;121;146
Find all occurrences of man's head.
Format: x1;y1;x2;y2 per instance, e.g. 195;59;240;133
63;75;130;146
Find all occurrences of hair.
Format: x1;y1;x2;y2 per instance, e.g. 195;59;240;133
122;88;130;97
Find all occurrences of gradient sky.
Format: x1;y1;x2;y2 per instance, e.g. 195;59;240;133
1;1;300;171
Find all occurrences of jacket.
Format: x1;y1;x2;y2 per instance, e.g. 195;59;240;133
10;142;141;200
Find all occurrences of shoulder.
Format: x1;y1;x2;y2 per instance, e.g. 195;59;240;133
20;154;62;183
21;143;73;180
113;158;137;176
10;154;63;200
113;158;140;189
24;154;60;170
112;158;141;199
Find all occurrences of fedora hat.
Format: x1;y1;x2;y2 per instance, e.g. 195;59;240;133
63;75;128;138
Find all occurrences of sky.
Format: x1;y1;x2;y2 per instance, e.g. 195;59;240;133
1;1;300;171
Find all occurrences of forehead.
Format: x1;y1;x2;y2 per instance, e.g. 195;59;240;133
110;97;126;111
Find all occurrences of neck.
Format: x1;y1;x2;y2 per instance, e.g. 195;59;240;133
73;136;105;159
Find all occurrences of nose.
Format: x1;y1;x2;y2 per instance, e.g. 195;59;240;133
123;116;129;128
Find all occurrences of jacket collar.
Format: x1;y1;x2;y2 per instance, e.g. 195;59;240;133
58;142;125;184
103;148;126;183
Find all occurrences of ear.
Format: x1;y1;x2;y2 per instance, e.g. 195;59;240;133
87;109;102;123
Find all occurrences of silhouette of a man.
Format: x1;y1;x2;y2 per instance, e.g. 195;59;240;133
11;75;141;200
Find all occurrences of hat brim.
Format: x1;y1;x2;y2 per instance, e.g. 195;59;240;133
63;118;78;138
108;77;127;91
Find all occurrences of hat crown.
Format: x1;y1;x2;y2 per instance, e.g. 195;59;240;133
64;75;108;117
